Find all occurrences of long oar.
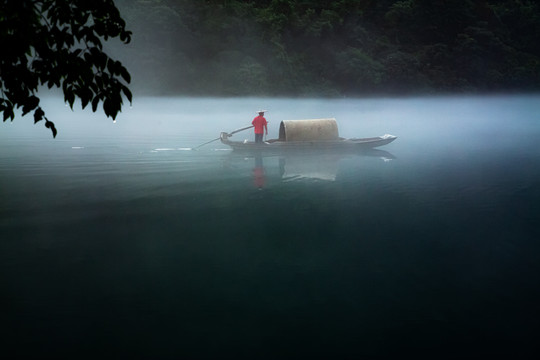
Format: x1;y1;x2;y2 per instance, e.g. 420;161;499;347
192;125;254;150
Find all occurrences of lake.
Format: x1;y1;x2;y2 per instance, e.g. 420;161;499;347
1;95;539;359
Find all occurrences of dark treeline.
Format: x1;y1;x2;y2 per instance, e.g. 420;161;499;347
113;0;540;96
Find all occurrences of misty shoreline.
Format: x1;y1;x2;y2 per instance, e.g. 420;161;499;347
111;1;540;98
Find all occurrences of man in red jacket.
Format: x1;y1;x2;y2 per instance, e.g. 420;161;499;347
252;110;268;143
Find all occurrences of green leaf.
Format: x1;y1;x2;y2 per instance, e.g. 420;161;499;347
34;107;45;123
3;106;14;122
120;66;131;83
80;89;91;109
91;96;100;112
121;85;133;103
2;0;133;136
65;89;75;109
103;98;113;118
45;120;58;138
22;96;40;116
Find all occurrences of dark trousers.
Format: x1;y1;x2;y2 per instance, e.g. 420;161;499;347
255;133;264;143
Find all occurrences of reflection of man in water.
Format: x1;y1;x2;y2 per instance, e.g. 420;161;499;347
253;156;265;189
252;110;268;143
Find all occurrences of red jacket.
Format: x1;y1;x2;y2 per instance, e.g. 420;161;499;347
252;115;268;134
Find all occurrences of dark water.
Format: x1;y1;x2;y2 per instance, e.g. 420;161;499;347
1;96;539;359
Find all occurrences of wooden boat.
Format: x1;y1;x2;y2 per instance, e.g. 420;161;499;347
219;118;397;152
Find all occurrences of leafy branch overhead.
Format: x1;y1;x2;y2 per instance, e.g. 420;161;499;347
0;0;132;137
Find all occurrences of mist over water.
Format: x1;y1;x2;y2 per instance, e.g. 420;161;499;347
1;95;539;358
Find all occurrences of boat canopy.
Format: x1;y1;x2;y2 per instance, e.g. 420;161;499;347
278;118;339;142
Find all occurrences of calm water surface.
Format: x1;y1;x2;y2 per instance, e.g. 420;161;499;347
1;95;539;359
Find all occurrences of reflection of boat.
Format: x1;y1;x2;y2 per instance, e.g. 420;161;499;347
278;149;395;181
222;147;396;183
279;155;340;181
220;118;397;152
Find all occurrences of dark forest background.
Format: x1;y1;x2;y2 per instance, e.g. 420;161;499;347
112;0;540;96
